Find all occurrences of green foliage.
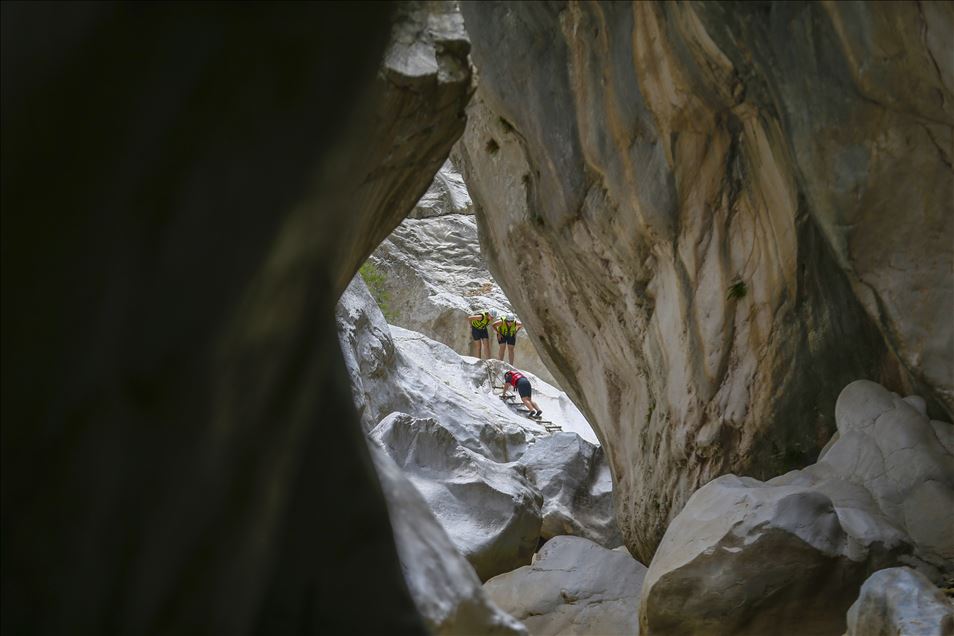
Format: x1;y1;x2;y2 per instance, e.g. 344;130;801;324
359;261;395;321
727;279;747;300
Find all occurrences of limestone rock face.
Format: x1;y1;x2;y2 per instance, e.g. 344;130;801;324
369;210;559;386
369;442;528;636
338;276;618;581
337;275;549;459
518;433;622;548
410;159;474;218
484;536;647;636
845;567;954;636
638;380;954;636
458;0;953;562
371;413;543;582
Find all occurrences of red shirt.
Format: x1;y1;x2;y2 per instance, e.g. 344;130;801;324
507;372;525;387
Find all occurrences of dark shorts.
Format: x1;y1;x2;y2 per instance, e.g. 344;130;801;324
498;334;516;346
471;326;489;341
516;377;532;398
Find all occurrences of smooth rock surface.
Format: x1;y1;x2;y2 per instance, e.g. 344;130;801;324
371;412;543;582
845;567;954;636
458;0;953;562
639;380;954;636
410;159;474;218
370;441;528;636
518;432;622;548
484;535;647;636
336;274;598;446
369;210;559;386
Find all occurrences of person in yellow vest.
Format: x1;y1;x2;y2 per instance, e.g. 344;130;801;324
466;309;497;359
492;313;523;364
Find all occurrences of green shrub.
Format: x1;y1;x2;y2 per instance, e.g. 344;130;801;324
359;260;395;321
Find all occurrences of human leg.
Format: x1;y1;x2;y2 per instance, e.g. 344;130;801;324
507;344;515;364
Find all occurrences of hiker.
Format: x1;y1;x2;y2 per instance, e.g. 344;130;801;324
467;309;497;359
492;313;523;364
501;370;542;419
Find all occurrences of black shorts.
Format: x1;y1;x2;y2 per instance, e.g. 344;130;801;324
498;334;516;346
471;326;489;341
516;377;531;398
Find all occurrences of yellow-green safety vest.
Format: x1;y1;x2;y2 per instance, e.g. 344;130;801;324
499;320;518;336
471;312;490;328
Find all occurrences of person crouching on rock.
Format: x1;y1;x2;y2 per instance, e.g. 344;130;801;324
502;370;542;419
493;313;523;364
467;309;497;359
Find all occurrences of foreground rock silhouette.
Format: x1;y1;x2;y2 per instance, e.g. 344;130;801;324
1;2;469;633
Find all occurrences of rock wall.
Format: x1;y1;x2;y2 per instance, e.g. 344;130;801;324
368;173;560;385
337;275;619;583
1;2;469;633
457;0;953;561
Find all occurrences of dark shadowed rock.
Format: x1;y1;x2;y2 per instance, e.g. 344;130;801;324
1;2;470;634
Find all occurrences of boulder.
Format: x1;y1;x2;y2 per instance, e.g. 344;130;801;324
484;536;647;636
845;567;954;636
410;159;474;218
368;210;559;386
639;380;954;636
457;0;953;562
518;432;622;548
370;412;543;582
369;441;528;636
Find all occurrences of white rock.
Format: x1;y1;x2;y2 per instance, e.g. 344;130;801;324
484;535;647;636
337;274;597;450
370;412;543;581
845;567;954;636
369;441;528;636
369;209;561;387
639;380;954;636
410;159;474;218
518;433;622;547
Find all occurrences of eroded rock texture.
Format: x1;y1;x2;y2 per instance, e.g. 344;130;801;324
484;536;647;636
845;567;954;636
458;0;954;561
368;181;559;385
410;158;474;218
1;2;469;634
638;381;954;636
372;412;544;582
337;275;615;583
370;442;528;636
518;433;622;548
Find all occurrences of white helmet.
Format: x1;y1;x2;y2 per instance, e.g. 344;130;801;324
505;314;516;322
488;309;499;319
